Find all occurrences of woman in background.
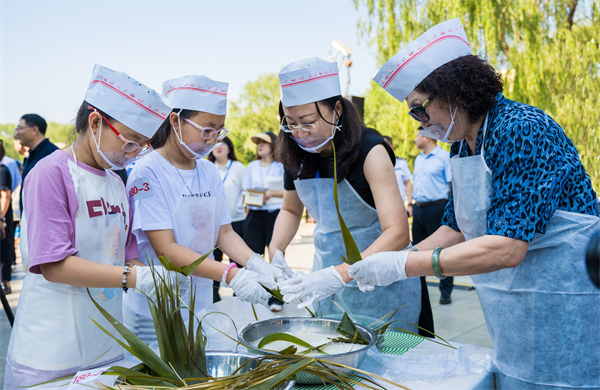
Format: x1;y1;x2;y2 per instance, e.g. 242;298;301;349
208;136;246;302
243;131;286;311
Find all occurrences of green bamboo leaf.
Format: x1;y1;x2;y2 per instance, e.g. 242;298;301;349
332;141;363;265
105;366;176;387
180;247;216;276
86;290;177;381
251;303;259;321
260;283;284;301
278;345;298;355
336;312;369;345
157;254;184;273
247;358;316;390
257;332;316;350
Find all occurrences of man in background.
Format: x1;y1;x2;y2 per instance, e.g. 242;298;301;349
409;132;454;304
382;136;413;208
14;114;58;213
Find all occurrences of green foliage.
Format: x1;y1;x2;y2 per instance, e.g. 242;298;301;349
226;73;281;165
354;0;600;191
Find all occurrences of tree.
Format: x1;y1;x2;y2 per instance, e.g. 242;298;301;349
354;0;600;191
225;73;281;165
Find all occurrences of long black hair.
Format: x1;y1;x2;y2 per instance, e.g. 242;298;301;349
276;96;363;182
150;109;196;149
208;135;238;163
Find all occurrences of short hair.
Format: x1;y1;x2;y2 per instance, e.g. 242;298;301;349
0;140;5;161
416;55;503;124
20;114;47;135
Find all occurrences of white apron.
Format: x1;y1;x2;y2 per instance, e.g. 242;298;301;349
295;176;422;332
123;160;224;338
451;114;600;389
4;149;128;388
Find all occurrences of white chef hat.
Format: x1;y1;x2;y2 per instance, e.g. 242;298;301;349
373;18;471;102
85;64;169;139
279;57;341;107
162;75;228;116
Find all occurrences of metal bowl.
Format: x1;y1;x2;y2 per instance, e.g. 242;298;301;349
324;314;388;350
205;351;295;390
238;317;377;384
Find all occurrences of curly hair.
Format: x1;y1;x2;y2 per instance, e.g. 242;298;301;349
415;55;503;123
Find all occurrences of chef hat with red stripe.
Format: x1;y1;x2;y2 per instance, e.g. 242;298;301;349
373;18;471;102
279;58;341;107
162;75;228;116
85;64;170;139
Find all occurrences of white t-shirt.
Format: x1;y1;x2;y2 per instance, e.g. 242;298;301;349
243;160;284;211
127;151;231;264
394;157;413;201
215;159;246;222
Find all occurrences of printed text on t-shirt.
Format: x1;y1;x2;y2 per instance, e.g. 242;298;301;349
86;197;128;230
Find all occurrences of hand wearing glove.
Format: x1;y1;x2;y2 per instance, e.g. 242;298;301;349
246;252;292;283
133;265;191;298
230;268;277;306
278;266;346;309
348;251;409;291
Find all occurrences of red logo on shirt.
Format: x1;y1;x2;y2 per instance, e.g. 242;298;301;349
86;197;128;230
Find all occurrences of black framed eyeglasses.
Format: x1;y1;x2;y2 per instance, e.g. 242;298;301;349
408;96;434;122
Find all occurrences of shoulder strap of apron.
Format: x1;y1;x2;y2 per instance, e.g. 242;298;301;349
458;113;490;158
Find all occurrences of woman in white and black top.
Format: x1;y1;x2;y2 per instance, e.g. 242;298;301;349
208;136;246;302
242;131;285;311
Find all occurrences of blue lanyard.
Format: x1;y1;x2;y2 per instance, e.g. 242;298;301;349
222;160;233;183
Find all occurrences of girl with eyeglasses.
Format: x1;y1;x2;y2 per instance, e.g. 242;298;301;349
271;58;434;336
124;75;290;345
3;65;186;388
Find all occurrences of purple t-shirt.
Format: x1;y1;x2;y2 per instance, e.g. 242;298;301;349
24;150;138;274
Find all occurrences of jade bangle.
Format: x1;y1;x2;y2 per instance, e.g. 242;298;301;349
431;247;447;280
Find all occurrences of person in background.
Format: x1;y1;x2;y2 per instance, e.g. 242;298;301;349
410;131;453;304
14;114;58;213
208;136;247;302
383;135;413;211
0;141;14;294
11;139;28;249
243;131;285;311
1;150;22;194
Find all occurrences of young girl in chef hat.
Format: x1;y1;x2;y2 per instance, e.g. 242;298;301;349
124;75;291;343
3;65;185;388
273;58;434;335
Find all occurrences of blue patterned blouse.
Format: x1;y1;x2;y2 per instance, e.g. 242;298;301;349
441;93;599;242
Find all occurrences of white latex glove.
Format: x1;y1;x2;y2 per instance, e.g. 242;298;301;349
271;251;295;280
278;266;346;309
133;265;191;298
348;251;409;291
230;268;277;306
246;253;292;283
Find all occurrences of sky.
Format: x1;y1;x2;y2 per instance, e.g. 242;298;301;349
0;0;380;124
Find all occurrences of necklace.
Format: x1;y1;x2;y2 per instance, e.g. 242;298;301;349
163;147;201;196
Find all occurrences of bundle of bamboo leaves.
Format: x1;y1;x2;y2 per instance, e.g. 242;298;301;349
88;253;408;389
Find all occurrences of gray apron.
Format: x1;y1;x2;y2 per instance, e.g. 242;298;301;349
295;177;421;332
451;114;600;389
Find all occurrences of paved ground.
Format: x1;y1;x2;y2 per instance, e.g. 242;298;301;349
0;221;492;385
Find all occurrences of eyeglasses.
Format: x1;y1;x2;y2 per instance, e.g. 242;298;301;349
182;117;229;140
14;126;31;133
280;106;333;133
408;96;434;122
91;107;153;156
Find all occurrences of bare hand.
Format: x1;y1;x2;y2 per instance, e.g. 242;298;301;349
0;223;5;240
406;204;413;217
263;190;272;202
